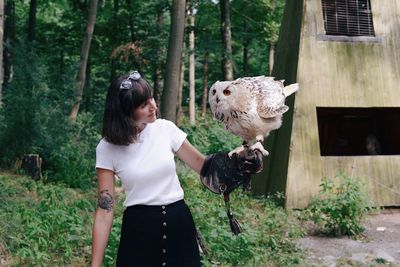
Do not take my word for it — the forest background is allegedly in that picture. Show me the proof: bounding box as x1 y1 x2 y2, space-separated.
0 0 310 266
0 0 284 187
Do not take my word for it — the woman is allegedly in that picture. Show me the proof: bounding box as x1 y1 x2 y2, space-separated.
91 71 262 267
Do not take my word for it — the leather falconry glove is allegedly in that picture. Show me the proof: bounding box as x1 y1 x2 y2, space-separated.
200 149 264 235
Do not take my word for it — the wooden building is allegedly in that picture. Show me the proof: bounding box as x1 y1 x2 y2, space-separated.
252 0 400 208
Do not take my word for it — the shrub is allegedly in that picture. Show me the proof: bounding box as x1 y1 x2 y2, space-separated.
44 112 100 189
301 171 372 236
179 114 242 155
0 175 96 266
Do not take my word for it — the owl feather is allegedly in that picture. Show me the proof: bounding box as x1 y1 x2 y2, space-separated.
209 76 299 156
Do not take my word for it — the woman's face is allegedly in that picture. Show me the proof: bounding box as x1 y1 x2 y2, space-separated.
133 97 157 124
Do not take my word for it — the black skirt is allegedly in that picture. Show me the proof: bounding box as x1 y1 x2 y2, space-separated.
116 199 201 267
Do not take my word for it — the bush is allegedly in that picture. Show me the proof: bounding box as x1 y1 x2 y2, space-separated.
301 171 372 236
44 112 100 189
0 174 96 266
0 40 101 189
0 41 49 166
179 114 242 155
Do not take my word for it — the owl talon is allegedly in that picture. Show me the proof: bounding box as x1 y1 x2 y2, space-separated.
228 145 245 158
250 142 269 156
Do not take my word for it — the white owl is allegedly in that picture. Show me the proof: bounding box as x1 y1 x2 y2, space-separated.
209 76 299 157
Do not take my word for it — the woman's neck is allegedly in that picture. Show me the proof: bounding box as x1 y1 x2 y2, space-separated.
137 123 147 133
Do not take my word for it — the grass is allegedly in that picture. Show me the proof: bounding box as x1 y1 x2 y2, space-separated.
0 166 305 266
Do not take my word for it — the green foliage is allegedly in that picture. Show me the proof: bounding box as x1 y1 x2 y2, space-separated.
0 41 49 166
0 166 305 267
301 171 372 236
178 163 304 266
44 112 101 189
179 114 242 154
0 174 96 266
0 42 100 188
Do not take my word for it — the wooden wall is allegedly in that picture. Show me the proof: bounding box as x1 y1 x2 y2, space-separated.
285 0 400 208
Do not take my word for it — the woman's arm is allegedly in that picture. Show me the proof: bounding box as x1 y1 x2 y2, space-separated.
176 139 205 174
91 168 115 267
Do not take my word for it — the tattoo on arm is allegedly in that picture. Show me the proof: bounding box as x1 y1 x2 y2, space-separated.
97 189 114 212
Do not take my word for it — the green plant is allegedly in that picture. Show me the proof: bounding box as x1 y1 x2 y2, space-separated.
177 162 304 266
44 112 101 189
179 114 242 155
301 171 372 236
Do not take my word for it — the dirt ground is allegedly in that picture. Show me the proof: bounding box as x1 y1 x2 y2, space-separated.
297 209 400 267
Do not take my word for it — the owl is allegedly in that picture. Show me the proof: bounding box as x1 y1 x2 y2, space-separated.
209 76 299 157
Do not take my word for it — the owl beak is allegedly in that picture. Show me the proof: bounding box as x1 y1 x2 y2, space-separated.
216 97 220 104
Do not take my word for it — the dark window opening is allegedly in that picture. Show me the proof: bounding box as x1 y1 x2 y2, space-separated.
321 0 375 36
316 107 400 156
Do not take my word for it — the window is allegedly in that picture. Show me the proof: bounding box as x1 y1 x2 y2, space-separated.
321 0 375 36
316 107 400 156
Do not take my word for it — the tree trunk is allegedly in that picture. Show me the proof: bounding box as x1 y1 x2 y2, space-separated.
176 51 184 126
68 0 98 125
160 0 186 123
27 0 36 42
58 48 64 88
188 7 195 125
269 42 275 75
22 154 42 181
201 52 209 117
154 67 162 109
153 6 164 109
126 0 136 43
220 0 233 81
243 21 249 77
110 0 119 81
0 0 4 104
3 0 14 92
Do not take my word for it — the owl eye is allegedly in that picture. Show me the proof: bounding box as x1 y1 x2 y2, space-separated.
212 89 216 96
223 89 231 96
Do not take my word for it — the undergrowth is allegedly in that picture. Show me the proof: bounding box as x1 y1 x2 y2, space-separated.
178 162 304 266
0 168 305 266
300 171 373 237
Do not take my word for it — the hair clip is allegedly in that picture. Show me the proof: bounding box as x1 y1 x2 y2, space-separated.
129 71 141 81
120 71 141 90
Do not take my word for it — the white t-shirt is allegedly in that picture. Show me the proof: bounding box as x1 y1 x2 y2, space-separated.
95 119 187 207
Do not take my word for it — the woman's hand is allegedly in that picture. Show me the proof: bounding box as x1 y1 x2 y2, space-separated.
199 149 264 195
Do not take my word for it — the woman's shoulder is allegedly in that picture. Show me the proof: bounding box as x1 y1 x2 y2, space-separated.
96 138 117 152
153 118 176 129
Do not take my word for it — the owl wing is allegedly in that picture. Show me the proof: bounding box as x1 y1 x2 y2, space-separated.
253 76 289 119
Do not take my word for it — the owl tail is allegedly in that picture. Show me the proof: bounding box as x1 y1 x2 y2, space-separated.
283 83 299 97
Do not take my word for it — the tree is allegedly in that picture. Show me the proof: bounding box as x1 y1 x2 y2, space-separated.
220 0 233 81
196 1 220 116
110 0 119 81
176 45 185 125
231 0 285 76
0 0 4 104
27 0 36 42
201 52 209 117
68 0 99 125
160 0 186 122
3 0 14 93
188 4 195 124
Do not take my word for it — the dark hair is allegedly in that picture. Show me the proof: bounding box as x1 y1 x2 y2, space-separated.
102 74 153 145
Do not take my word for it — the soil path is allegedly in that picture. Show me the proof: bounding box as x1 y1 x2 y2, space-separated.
298 209 400 266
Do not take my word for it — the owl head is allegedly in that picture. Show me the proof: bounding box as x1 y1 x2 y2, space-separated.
208 80 239 114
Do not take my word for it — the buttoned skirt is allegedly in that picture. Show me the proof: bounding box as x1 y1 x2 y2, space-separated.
116 199 201 267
